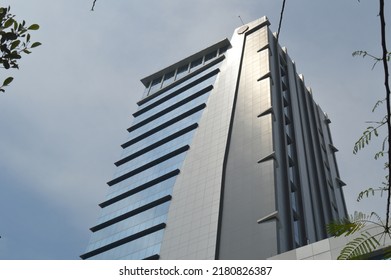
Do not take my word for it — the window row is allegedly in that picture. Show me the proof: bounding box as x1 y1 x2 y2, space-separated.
88 202 170 251
143 46 228 97
121 103 206 149
81 223 166 259
115 124 198 169
87 230 164 260
107 145 190 187
106 150 187 198
135 68 219 118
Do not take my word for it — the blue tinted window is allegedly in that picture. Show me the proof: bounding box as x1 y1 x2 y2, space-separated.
176 64 189 80
162 71 175 87
205 50 217 62
149 77 162 95
190 58 203 71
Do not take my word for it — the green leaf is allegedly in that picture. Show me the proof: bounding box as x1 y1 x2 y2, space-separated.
2 76 14 86
3 60 10 69
352 50 368 58
3 32 18 41
9 51 21 59
23 49 31 54
27 24 39 30
4 18 14 28
374 151 384 160
30 42 41 48
10 39 20 50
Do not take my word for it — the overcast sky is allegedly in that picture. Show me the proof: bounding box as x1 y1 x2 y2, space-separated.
0 0 389 259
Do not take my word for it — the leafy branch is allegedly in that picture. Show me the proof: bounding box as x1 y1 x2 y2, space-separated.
352 50 391 70
357 186 388 202
353 123 385 154
0 6 41 93
327 212 384 237
372 98 386 112
379 0 391 238
329 0 391 260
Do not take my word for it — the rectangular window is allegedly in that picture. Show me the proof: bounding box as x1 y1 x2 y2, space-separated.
162 71 175 87
293 219 300 244
190 58 203 71
291 192 297 212
204 50 217 62
149 77 163 95
175 64 189 80
218 45 228 55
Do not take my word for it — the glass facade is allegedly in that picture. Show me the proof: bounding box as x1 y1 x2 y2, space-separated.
81 46 227 260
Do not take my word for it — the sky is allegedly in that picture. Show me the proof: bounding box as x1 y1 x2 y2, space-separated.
0 0 389 259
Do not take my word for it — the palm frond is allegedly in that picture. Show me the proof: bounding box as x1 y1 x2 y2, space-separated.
338 232 380 260
327 212 369 237
369 212 385 227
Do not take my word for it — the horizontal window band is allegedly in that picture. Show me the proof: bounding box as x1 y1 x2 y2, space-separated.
80 223 166 260
99 169 180 208
137 55 224 107
121 104 206 149
128 85 212 133
143 254 160 260
134 68 220 117
116 123 198 167
107 145 190 186
91 195 172 232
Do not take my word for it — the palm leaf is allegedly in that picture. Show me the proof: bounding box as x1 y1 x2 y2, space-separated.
338 232 380 260
327 212 368 237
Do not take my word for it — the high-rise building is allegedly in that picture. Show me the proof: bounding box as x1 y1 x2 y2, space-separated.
81 17 347 260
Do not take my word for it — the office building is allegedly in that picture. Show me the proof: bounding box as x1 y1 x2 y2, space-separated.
81 17 347 260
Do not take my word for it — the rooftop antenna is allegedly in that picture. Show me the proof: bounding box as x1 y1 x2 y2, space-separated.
238 15 245 25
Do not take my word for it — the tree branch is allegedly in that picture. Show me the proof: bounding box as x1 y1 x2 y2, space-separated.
379 0 391 232
277 0 287 41
91 0 97 11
